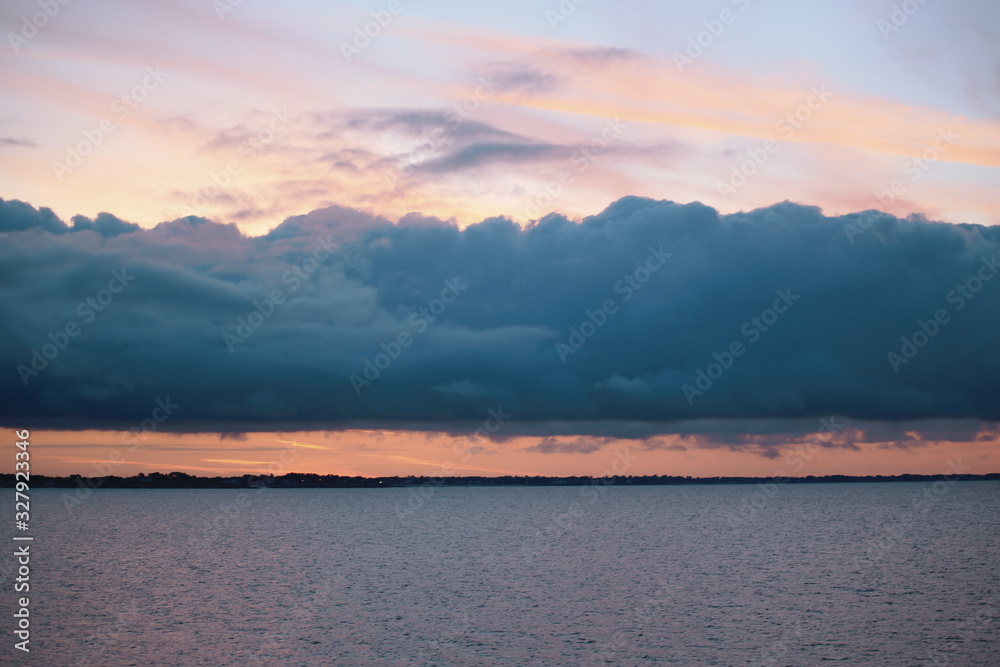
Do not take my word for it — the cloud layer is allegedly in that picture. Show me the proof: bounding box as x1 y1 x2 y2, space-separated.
2 196 999 436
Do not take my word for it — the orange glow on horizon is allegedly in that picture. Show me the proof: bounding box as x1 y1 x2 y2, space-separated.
10 428 998 479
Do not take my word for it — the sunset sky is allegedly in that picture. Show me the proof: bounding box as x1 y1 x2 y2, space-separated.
2 0 999 478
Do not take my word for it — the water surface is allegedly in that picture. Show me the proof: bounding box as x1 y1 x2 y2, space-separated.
5 482 998 665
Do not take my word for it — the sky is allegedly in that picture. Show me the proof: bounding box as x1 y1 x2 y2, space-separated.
1 0 999 478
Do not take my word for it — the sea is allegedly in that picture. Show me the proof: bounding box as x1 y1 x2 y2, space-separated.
4 481 998 665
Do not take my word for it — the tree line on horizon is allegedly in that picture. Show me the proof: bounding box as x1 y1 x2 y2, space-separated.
2 471 998 489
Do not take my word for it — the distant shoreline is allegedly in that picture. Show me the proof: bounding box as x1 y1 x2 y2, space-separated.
3 472 998 489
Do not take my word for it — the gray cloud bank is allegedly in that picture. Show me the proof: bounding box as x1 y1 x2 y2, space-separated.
1 196 998 441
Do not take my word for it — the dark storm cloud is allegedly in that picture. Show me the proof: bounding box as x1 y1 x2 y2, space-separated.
2 196 999 440
0 199 139 237
69 213 141 237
